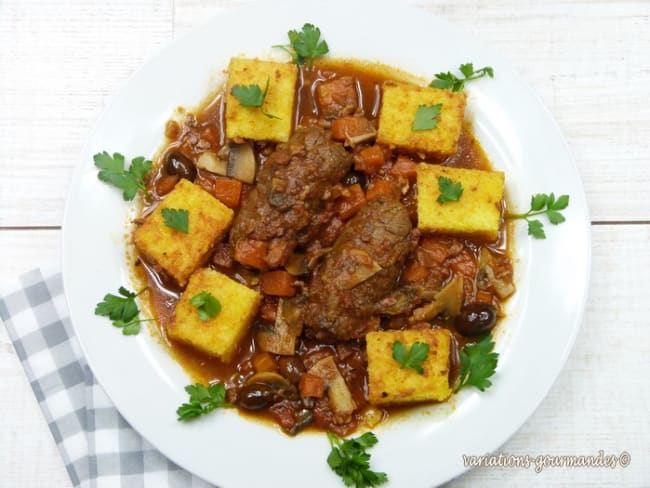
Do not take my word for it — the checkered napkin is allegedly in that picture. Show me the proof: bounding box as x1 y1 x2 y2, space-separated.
0 266 214 488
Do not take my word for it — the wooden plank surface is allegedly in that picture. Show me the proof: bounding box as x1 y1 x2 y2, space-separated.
1 1 649 487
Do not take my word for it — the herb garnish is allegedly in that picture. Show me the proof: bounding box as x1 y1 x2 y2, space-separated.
506 193 570 239
392 340 429 375
161 208 189 233
93 151 151 201
230 77 279 119
177 383 230 421
274 23 329 67
412 103 442 131
189 291 222 321
431 63 494 92
456 333 499 392
327 432 388 488
437 176 464 203
95 286 150 336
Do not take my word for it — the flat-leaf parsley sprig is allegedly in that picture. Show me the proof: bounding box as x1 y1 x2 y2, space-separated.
230 77 279 119
274 23 329 67
392 341 429 374
177 383 231 421
93 151 151 201
455 333 499 392
506 192 570 239
95 286 151 336
327 432 388 488
431 62 494 92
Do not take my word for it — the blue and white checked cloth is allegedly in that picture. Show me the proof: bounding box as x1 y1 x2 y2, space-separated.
0 266 214 488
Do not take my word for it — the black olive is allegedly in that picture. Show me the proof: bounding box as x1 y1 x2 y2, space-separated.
165 152 197 181
456 303 497 337
237 383 274 410
342 170 368 189
278 357 305 385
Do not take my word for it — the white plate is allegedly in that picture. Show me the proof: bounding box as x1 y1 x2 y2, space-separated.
62 1 591 486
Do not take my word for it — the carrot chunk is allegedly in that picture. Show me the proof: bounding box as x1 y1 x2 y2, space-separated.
234 239 268 271
299 373 326 398
389 156 417 181
366 179 398 202
331 117 375 141
355 145 385 174
252 351 278 373
212 177 243 209
260 270 296 297
335 183 367 220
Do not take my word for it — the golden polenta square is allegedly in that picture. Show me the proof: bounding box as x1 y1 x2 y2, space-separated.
367 329 452 405
417 163 504 241
377 82 466 158
225 58 298 142
133 179 234 286
169 268 261 363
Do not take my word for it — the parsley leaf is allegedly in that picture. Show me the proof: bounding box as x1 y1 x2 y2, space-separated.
412 103 442 131
437 176 464 203
392 341 429 375
431 62 494 92
189 291 221 321
456 333 499 392
177 383 230 421
274 23 329 67
95 287 150 336
230 77 279 119
161 208 189 233
506 192 570 239
94 151 151 201
327 432 388 488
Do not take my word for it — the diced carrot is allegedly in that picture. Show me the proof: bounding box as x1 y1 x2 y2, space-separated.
389 156 417 181
331 117 374 141
299 373 326 399
366 179 398 201
234 239 268 271
475 290 494 305
402 261 429 283
212 177 242 209
252 351 278 373
259 298 278 322
335 183 367 220
155 174 179 196
260 270 296 297
355 145 385 174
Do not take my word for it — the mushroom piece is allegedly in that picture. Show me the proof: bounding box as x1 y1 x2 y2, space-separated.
409 275 464 324
307 355 356 423
228 141 257 184
196 151 228 176
256 299 303 355
478 248 515 299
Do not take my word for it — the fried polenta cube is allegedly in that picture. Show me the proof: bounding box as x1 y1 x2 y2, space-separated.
168 268 261 363
377 82 466 158
366 329 452 405
133 179 234 286
225 58 298 142
416 163 504 241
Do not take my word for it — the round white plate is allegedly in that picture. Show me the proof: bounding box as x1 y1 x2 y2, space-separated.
62 1 591 486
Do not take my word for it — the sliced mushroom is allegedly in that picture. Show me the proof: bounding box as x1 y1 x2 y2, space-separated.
238 372 298 411
478 248 516 299
196 151 228 176
285 253 309 276
228 141 257 183
256 299 303 355
410 275 464 323
244 372 297 394
308 355 356 423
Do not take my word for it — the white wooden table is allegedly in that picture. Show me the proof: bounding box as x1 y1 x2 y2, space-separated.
1 1 648 486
